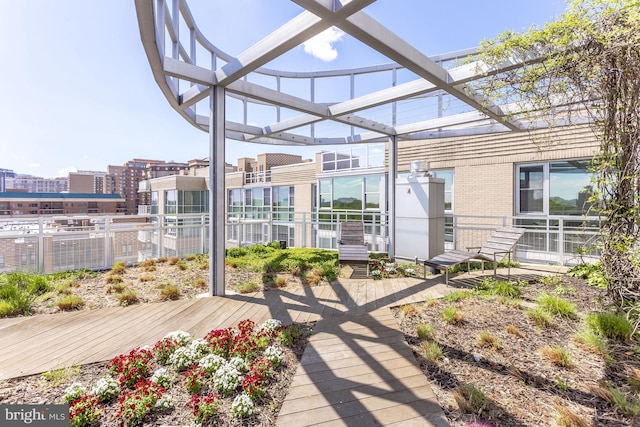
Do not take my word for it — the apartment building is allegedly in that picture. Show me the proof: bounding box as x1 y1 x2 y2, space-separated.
5 174 68 193
104 159 165 215
0 169 16 192
0 193 125 216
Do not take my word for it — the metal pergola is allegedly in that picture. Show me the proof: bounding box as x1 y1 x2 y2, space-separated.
134 0 576 296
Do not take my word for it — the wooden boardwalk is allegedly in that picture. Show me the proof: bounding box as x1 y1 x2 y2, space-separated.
0 266 556 425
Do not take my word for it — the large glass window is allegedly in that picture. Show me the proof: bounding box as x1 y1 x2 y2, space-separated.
165 190 177 215
333 176 363 210
318 174 384 212
364 176 380 209
150 192 158 215
431 169 454 212
178 191 208 213
549 160 593 215
273 186 294 221
319 179 332 208
516 160 592 215
518 164 544 213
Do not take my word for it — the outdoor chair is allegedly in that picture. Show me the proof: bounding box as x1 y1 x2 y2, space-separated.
337 221 369 268
423 227 526 285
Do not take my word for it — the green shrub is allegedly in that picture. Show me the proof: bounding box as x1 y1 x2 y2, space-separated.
175 260 188 271
159 284 181 301
537 293 577 319
476 277 521 298
278 324 301 346
226 247 248 258
540 275 563 287
422 341 443 363
574 329 609 357
527 308 553 328
454 384 486 415
0 284 34 316
55 295 84 311
185 254 197 261
416 323 435 341
0 300 19 317
585 312 632 341
27 275 51 295
237 281 260 294
443 290 474 302
111 261 127 275
567 261 607 288
541 345 572 367
116 289 138 306
476 330 501 350
441 306 463 324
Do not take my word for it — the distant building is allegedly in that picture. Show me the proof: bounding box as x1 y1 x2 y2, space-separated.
104 159 165 215
0 169 16 192
0 192 125 217
237 153 305 184
5 174 68 193
69 172 96 193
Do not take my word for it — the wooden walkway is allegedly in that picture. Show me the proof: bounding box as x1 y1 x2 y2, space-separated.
0 266 557 425
276 309 449 426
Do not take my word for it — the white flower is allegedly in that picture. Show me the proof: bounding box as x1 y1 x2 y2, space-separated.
188 338 209 357
404 267 415 276
150 368 173 388
170 346 199 371
212 362 243 396
154 394 174 411
228 356 248 373
199 354 226 373
259 318 282 334
91 375 120 402
263 345 283 367
231 392 255 417
63 382 86 404
164 330 191 346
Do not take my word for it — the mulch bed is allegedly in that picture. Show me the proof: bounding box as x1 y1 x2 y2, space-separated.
394 275 640 426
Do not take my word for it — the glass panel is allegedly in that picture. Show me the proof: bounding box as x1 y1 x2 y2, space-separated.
165 190 177 215
432 170 453 211
549 160 593 215
333 176 363 210
519 165 544 213
319 179 331 208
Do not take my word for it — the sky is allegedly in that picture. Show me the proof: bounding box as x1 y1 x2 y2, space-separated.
0 0 567 179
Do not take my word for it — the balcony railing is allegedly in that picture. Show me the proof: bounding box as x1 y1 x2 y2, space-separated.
0 212 602 274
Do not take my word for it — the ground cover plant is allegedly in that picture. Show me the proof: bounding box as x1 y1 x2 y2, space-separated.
395 272 640 426
0 244 341 317
0 318 311 426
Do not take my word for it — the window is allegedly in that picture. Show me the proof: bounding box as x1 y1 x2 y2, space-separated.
318 174 384 212
518 164 544 213
431 169 454 212
165 190 177 214
516 160 592 215
151 192 159 214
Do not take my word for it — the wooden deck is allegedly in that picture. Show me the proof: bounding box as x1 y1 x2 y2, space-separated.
276 309 449 426
0 266 558 425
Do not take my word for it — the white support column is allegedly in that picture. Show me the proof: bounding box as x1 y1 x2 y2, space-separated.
209 85 226 296
388 136 397 259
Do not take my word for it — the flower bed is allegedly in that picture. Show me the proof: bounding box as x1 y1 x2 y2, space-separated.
54 318 309 426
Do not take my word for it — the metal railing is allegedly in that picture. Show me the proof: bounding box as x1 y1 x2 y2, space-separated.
0 212 602 274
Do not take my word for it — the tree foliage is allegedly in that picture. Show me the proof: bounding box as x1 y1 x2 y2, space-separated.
478 0 640 324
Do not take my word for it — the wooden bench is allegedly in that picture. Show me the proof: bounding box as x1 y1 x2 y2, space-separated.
338 222 368 265
423 227 526 285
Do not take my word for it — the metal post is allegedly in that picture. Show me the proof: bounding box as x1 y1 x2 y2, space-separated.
38 217 44 273
209 86 226 296
104 217 112 268
388 136 397 259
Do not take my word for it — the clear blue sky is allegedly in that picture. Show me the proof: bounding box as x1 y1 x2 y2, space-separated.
0 0 566 178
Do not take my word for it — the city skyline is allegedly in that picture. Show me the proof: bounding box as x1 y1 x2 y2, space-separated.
1 0 566 178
